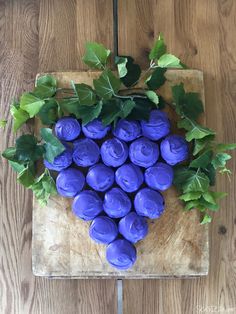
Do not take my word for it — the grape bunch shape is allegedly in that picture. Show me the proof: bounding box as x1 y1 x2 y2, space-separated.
44 110 189 270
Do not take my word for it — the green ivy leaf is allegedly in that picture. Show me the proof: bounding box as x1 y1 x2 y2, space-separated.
172 83 185 111
15 134 45 162
82 42 110 69
33 85 56 99
189 150 213 169
93 69 121 100
193 135 215 156
20 93 45 118
202 191 217 205
200 214 212 224
36 75 57 88
37 99 59 125
179 192 202 202
9 161 25 173
0 119 7 128
211 153 231 169
215 143 236 152
59 98 80 115
17 166 35 187
31 169 57 206
203 163 216 186
40 128 65 163
10 102 30 132
183 170 210 193
183 200 204 211
145 91 159 106
149 33 167 60
146 67 167 90
127 97 153 121
73 83 96 106
119 99 136 118
115 56 128 78
76 101 103 125
2 147 18 162
199 198 220 211
100 99 121 126
116 56 141 87
185 122 215 142
172 84 204 120
158 53 182 68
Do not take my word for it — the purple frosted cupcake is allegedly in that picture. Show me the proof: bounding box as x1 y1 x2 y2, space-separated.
86 163 114 192
72 190 103 221
73 138 100 167
144 162 173 191
89 216 118 244
119 212 148 244
55 117 81 141
56 167 85 197
82 119 110 139
160 135 189 165
113 119 141 142
101 138 128 167
103 188 132 218
129 137 159 168
106 239 137 270
134 188 165 219
44 145 72 171
115 163 143 193
141 109 170 140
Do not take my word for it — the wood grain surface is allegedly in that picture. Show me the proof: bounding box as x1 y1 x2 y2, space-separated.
32 69 208 279
0 0 235 313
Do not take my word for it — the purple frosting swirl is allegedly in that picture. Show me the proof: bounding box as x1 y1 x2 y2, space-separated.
82 119 110 139
134 188 165 219
141 109 170 140
72 190 103 221
56 167 85 198
113 119 141 142
103 188 132 218
89 216 118 244
129 137 159 168
144 162 174 191
115 163 143 193
119 212 148 244
106 239 137 270
44 145 72 171
160 135 189 165
101 138 128 167
86 163 114 192
73 138 100 167
55 117 81 141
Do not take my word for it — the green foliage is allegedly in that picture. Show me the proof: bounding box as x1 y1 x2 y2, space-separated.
115 56 141 87
37 99 59 125
100 99 136 126
17 166 35 187
93 69 121 100
0 119 7 128
145 91 159 106
127 98 153 121
172 83 204 119
20 93 45 118
146 68 167 90
15 134 44 162
73 83 97 106
30 169 57 206
149 33 167 61
82 42 110 69
76 101 103 125
40 128 65 163
157 54 182 68
172 83 235 223
10 102 30 132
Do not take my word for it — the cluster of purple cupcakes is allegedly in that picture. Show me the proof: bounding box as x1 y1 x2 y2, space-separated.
44 109 189 270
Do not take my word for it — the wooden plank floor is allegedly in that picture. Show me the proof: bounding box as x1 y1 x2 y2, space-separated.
0 0 235 313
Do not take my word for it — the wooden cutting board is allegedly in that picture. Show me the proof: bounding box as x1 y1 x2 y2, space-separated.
32 69 209 278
